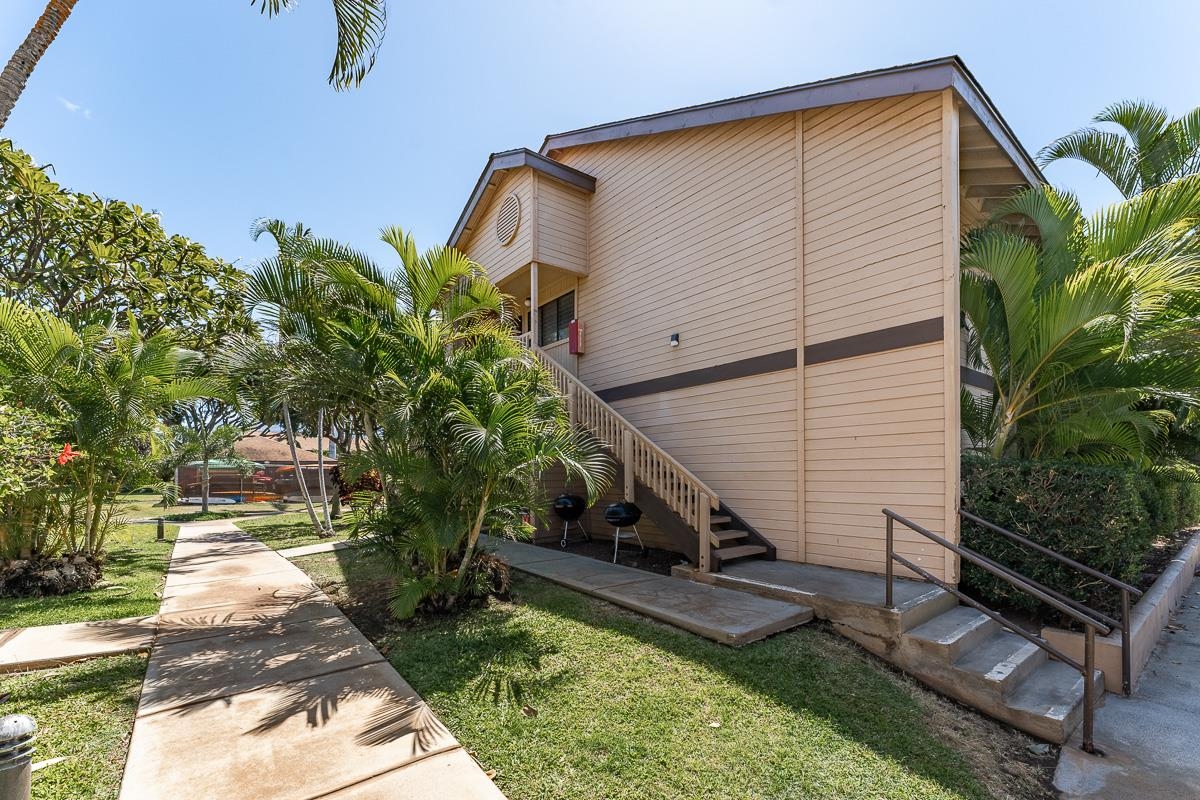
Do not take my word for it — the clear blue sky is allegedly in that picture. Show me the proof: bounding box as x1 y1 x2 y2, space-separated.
2 1 1198 272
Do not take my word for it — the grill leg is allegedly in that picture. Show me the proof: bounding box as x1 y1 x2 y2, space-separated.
612 528 621 562
561 520 569 549
631 525 644 552
579 521 590 542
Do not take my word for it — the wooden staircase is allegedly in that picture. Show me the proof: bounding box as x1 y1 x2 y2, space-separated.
520 336 773 571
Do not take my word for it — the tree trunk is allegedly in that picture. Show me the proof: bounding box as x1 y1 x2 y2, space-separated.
315 407 332 534
200 456 210 514
281 401 323 535
0 0 79 130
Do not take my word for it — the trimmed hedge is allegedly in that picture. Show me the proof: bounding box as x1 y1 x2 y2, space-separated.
960 455 1200 623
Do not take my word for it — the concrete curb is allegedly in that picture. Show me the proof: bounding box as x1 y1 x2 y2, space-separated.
1043 530 1200 694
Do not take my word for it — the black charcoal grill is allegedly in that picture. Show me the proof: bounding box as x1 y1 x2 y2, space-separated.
603 501 644 562
552 494 589 548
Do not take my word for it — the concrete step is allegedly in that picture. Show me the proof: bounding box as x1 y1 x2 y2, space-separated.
1004 659 1104 743
713 544 768 563
952 629 1047 701
712 529 749 543
904 606 999 661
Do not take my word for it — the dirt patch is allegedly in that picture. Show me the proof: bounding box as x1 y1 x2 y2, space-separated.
536 539 687 575
1138 527 1200 590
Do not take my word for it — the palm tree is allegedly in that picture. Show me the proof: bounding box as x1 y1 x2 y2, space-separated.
243 222 611 616
0 0 77 129
961 177 1200 464
0 0 386 129
1039 100 1200 198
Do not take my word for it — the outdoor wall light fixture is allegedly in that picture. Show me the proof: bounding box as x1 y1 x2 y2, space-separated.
669 333 680 348
523 297 532 307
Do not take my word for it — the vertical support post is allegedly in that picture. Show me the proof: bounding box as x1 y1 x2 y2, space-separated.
567 383 577 428
156 517 165 541
939 88 962 585
885 515 894 608
0 714 36 800
1082 624 1096 754
698 493 711 574
529 262 540 346
622 429 634 502
1121 588 1132 696
793 109 807 566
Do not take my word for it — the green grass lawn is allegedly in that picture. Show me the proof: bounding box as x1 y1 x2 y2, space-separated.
1 654 146 800
292 550 1051 800
0 523 177 629
115 492 301 522
236 511 352 550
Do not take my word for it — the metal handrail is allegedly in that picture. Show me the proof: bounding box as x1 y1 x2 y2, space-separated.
883 508 1102 754
960 509 1141 696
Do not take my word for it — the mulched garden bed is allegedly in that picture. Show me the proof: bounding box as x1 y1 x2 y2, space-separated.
536 539 687 575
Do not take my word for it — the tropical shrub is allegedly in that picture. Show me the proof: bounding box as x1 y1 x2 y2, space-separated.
0 298 212 565
0 399 62 561
960 178 1200 465
960 454 1200 622
240 224 611 618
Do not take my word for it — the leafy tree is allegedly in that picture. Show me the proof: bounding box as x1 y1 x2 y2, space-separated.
0 141 253 347
167 400 250 513
1039 100 1200 198
961 178 1200 464
0 298 215 556
0 1 387 129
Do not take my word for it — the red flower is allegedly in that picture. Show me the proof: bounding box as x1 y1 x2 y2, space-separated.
57 443 80 465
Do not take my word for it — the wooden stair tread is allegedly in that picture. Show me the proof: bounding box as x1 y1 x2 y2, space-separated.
709 515 732 525
712 529 749 542
713 544 768 561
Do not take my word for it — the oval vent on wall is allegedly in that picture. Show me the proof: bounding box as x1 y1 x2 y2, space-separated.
495 193 521 245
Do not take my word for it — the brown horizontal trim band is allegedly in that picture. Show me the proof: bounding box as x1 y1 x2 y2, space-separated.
961 366 995 392
595 349 798 403
803 317 944 366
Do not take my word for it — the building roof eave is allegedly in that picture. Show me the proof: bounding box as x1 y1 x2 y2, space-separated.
538 55 1042 187
447 148 597 248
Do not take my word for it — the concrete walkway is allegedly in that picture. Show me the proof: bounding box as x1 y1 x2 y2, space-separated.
119 520 504 800
0 615 157 673
487 537 813 645
1055 575 1200 798
278 539 354 559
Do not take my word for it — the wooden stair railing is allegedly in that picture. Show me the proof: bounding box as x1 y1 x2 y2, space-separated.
520 338 720 571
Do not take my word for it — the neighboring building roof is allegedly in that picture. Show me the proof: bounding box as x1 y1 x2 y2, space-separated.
448 57 1042 250
447 148 597 247
181 459 262 470
234 434 334 465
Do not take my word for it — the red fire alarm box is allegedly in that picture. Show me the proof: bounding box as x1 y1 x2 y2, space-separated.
568 319 585 355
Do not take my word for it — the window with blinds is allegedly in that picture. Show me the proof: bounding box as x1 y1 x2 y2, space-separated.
538 291 575 345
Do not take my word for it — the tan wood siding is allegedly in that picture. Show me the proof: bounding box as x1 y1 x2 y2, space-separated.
800 92 953 580
556 114 799 392
611 370 800 561
804 343 947 578
460 169 534 285
802 93 944 344
534 175 589 275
